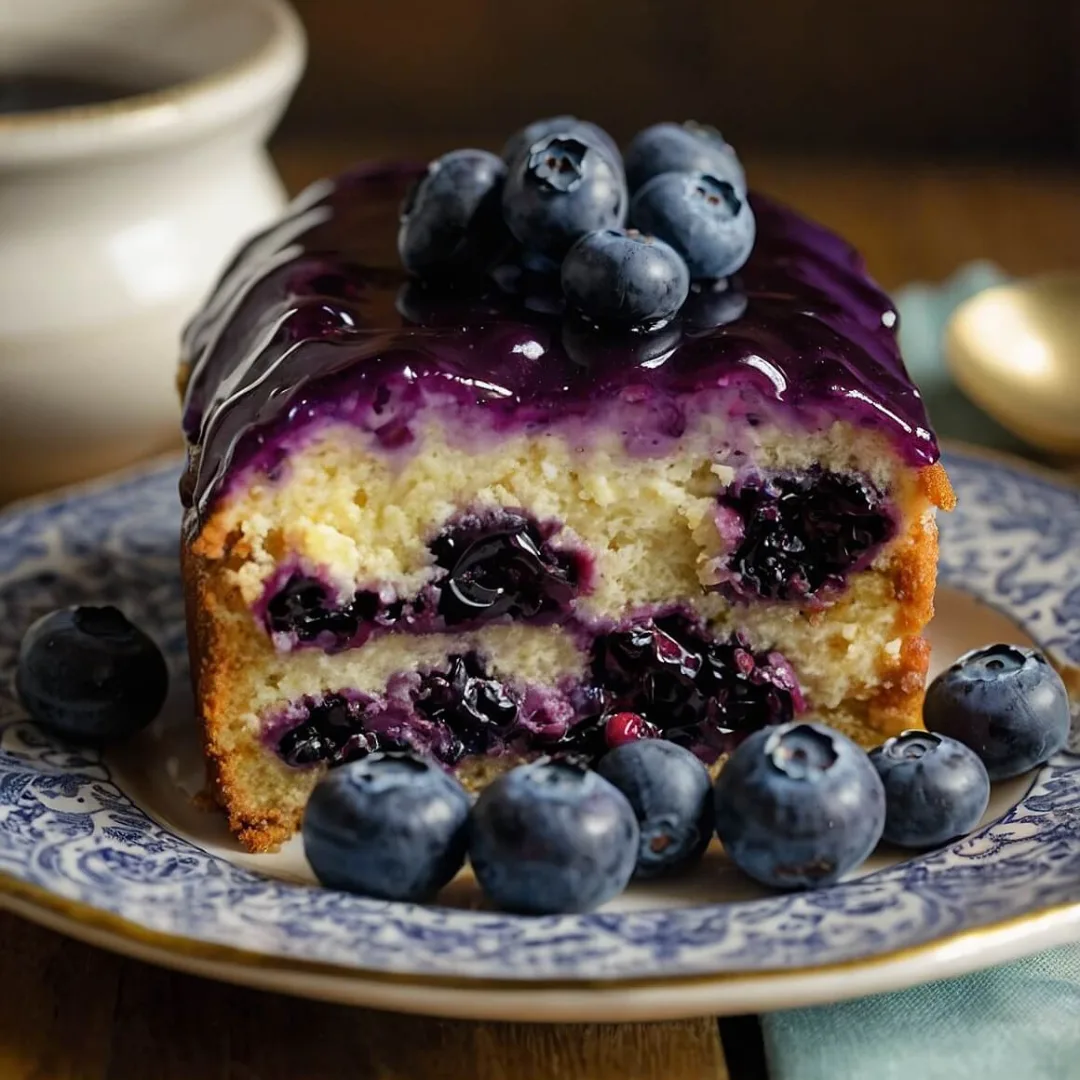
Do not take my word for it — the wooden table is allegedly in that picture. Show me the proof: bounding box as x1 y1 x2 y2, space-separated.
4 144 1080 1080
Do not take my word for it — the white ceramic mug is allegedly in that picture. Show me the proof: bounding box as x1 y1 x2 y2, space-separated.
0 0 305 501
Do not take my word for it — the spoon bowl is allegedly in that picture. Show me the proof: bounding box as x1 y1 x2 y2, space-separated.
944 272 1080 454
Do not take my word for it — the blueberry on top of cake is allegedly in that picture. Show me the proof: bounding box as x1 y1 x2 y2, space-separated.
178 118 953 852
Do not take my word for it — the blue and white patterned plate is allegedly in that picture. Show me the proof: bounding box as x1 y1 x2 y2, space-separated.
0 447 1078 1022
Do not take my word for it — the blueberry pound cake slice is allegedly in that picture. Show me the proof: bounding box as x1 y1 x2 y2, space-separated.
178 119 954 852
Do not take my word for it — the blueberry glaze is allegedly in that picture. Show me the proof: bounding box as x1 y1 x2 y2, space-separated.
179 163 937 531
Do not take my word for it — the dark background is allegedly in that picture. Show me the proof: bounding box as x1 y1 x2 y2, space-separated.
279 0 1080 160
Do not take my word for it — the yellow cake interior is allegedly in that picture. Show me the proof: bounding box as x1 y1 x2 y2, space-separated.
186 411 951 851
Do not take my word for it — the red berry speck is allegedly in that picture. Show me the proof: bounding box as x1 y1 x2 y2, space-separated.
604 712 659 749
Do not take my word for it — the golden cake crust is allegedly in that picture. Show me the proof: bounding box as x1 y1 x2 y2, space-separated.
184 543 310 852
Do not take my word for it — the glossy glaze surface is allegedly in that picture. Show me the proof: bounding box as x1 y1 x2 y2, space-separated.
180 162 937 524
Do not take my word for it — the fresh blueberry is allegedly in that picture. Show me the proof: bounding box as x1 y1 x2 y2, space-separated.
869 730 990 849
713 721 885 889
924 644 1072 780
468 759 639 913
16 606 168 742
630 172 756 280
561 228 690 329
624 121 745 193
303 752 470 900
502 116 620 167
597 740 712 877
501 133 628 260
398 149 507 275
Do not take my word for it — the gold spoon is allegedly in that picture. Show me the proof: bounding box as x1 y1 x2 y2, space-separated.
944 272 1080 456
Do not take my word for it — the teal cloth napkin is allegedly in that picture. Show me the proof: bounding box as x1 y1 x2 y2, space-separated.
760 264 1077 1080
762 945 1080 1080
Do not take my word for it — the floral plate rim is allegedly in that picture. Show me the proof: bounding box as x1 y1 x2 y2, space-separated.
2 870 1080 1022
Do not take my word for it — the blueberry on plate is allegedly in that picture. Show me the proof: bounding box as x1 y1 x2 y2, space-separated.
398 149 507 275
561 228 689 330
713 721 885 889
16 605 168 743
303 752 470 901
869 730 990 849
597 740 712 877
924 644 1071 780
502 116 621 168
468 759 639 913
624 121 746 193
631 172 756 280
502 133 628 260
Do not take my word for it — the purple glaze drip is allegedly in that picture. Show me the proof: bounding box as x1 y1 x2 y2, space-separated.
179 162 938 527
